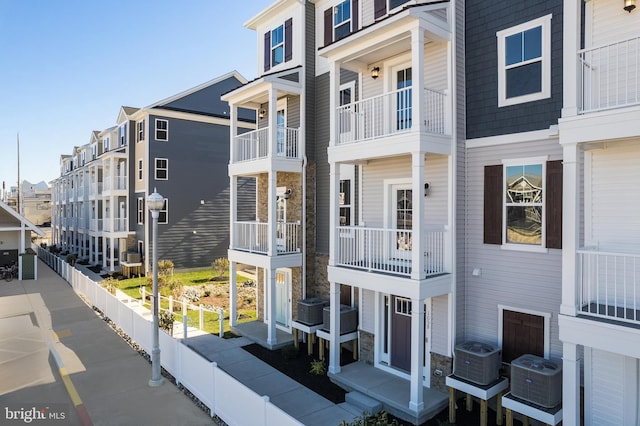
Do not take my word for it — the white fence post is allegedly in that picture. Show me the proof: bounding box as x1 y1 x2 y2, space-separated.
169 296 173 313
199 305 204 331
141 286 146 306
218 308 224 337
183 315 188 339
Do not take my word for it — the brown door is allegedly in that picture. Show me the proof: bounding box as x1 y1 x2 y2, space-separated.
502 310 544 363
390 296 412 372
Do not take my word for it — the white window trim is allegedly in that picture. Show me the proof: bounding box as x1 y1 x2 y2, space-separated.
137 197 144 225
497 305 551 359
497 14 552 107
119 125 127 146
159 199 168 224
137 159 143 181
155 158 168 181
155 119 169 141
333 0 352 40
137 120 145 143
500 156 548 253
271 24 285 68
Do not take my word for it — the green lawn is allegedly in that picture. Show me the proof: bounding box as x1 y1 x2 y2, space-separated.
115 269 256 335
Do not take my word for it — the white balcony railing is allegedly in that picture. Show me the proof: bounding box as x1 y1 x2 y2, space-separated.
579 36 640 113
103 218 127 233
90 219 103 232
103 176 127 192
90 182 103 196
232 221 300 254
578 249 640 324
335 225 447 277
336 87 447 145
232 126 300 163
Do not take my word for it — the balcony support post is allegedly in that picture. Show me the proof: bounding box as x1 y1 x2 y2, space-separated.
328 280 341 374
229 260 238 326
267 267 277 346
412 152 426 279
561 143 579 316
411 26 425 134
268 88 278 157
230 175 237 250
329 162 341 267
268 171 277 256
562 342 581 426
329 60 340 147
562 0 580 117
230 103 238 163
409 297 425 412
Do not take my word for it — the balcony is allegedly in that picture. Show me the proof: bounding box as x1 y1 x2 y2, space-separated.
336 87 448 146
90 219 103 232
103 176 127 192
232 221 301 255
103 218 128 233
231 126 300 163
579 36 640 114
335 225 448 278
578 249 640 325
89 182 103 197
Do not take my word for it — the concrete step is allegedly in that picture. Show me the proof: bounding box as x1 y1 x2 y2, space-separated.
337 402 365 418
345 391 383 415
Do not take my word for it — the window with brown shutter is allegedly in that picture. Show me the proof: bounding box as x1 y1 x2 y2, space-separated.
264 32 271 72
284 18 292 62
374 0 387 19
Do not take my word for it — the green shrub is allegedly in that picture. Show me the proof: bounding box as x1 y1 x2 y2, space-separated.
211 258 229 279
340 411 400 426
159 310 175 335
309 359 326 375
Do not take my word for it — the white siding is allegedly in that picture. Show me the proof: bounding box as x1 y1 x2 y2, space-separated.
464 138 563 357
361 154 449 228
586 348 639 426
361 289 375 333
587 139 640 252
587 0 640 47
431 294 449 356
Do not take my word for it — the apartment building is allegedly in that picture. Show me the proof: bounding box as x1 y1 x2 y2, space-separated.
51 72 255 273
559 1 640 424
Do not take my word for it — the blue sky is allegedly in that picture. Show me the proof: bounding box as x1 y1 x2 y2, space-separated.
0 0 274 189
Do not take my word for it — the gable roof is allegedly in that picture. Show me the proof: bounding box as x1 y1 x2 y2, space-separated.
0 199 45 237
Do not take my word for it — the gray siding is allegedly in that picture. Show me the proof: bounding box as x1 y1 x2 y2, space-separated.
148 115 255 269
464 138 563 358
305 1 316 163
314 72 330 254
455 0 466 342
465 0 563 139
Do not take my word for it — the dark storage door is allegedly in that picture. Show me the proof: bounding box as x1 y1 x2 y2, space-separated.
502 310 544 363
390 296 412 372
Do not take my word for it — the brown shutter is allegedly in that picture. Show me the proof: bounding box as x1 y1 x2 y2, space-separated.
545 160 563 249
324 7 333 46
374 0 387 19
284 18 293 62
484 165 503 245
352 0 359 34
264 31 271 72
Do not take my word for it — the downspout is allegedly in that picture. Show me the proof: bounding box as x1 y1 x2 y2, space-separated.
449 0 459 359
302 155 307 299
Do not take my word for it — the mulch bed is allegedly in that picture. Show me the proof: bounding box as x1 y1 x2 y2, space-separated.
242 342 522 426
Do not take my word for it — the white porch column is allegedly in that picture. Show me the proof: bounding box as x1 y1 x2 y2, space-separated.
89 236 94 264
267 267 277 346
230 175 237 250
229 260 238 326
109 236 115 272
562 342 581 426
229 104 237 163
561 143 578 316
102 237 107 269
409 298 425 411
562 0 580 118
328 280 341 374
412 152 426 279
328 162 341 267
329 60 340 147
268 88 278 156
411 27 425 133
267 171 277 256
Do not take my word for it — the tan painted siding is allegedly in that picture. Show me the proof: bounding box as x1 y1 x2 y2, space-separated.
431 294 449 356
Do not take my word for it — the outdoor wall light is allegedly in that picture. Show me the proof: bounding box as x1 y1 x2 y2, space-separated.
258 109 266 119
424 183 430 197
624 0 636 12
371 67 380 80
283 188 292 200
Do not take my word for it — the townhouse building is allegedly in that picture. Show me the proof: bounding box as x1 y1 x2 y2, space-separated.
559 1 640 424
225 0 462 423
51 72 255 273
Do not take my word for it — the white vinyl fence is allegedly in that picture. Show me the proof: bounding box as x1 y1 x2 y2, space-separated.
37 248 302 426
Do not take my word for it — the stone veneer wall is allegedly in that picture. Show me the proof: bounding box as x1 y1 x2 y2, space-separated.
430 353 453 393
359 330 375 365
254 266 303 323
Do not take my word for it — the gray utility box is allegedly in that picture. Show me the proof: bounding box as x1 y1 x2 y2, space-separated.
297 298 327 325
454 341 502 385
322 305 358 334
510 354 562 408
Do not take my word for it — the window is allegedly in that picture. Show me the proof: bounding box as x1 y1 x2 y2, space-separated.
155 158 168 180
497 15 551 107
334 0 351 41
339 179 351 226
484 158 562 249
374 0 410 19
264 18 292 71
137 120 145 143
103 137 110 152
118 124 127 146
155 119 168 141
91 144 97 160
137 197 144 224
81 151 85 166
158 199 168 224
138 159 143 181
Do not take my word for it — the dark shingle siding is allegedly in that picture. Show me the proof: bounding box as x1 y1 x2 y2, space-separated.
465 0 563 139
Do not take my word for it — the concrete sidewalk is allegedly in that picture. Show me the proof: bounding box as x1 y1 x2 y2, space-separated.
0 260 216 426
